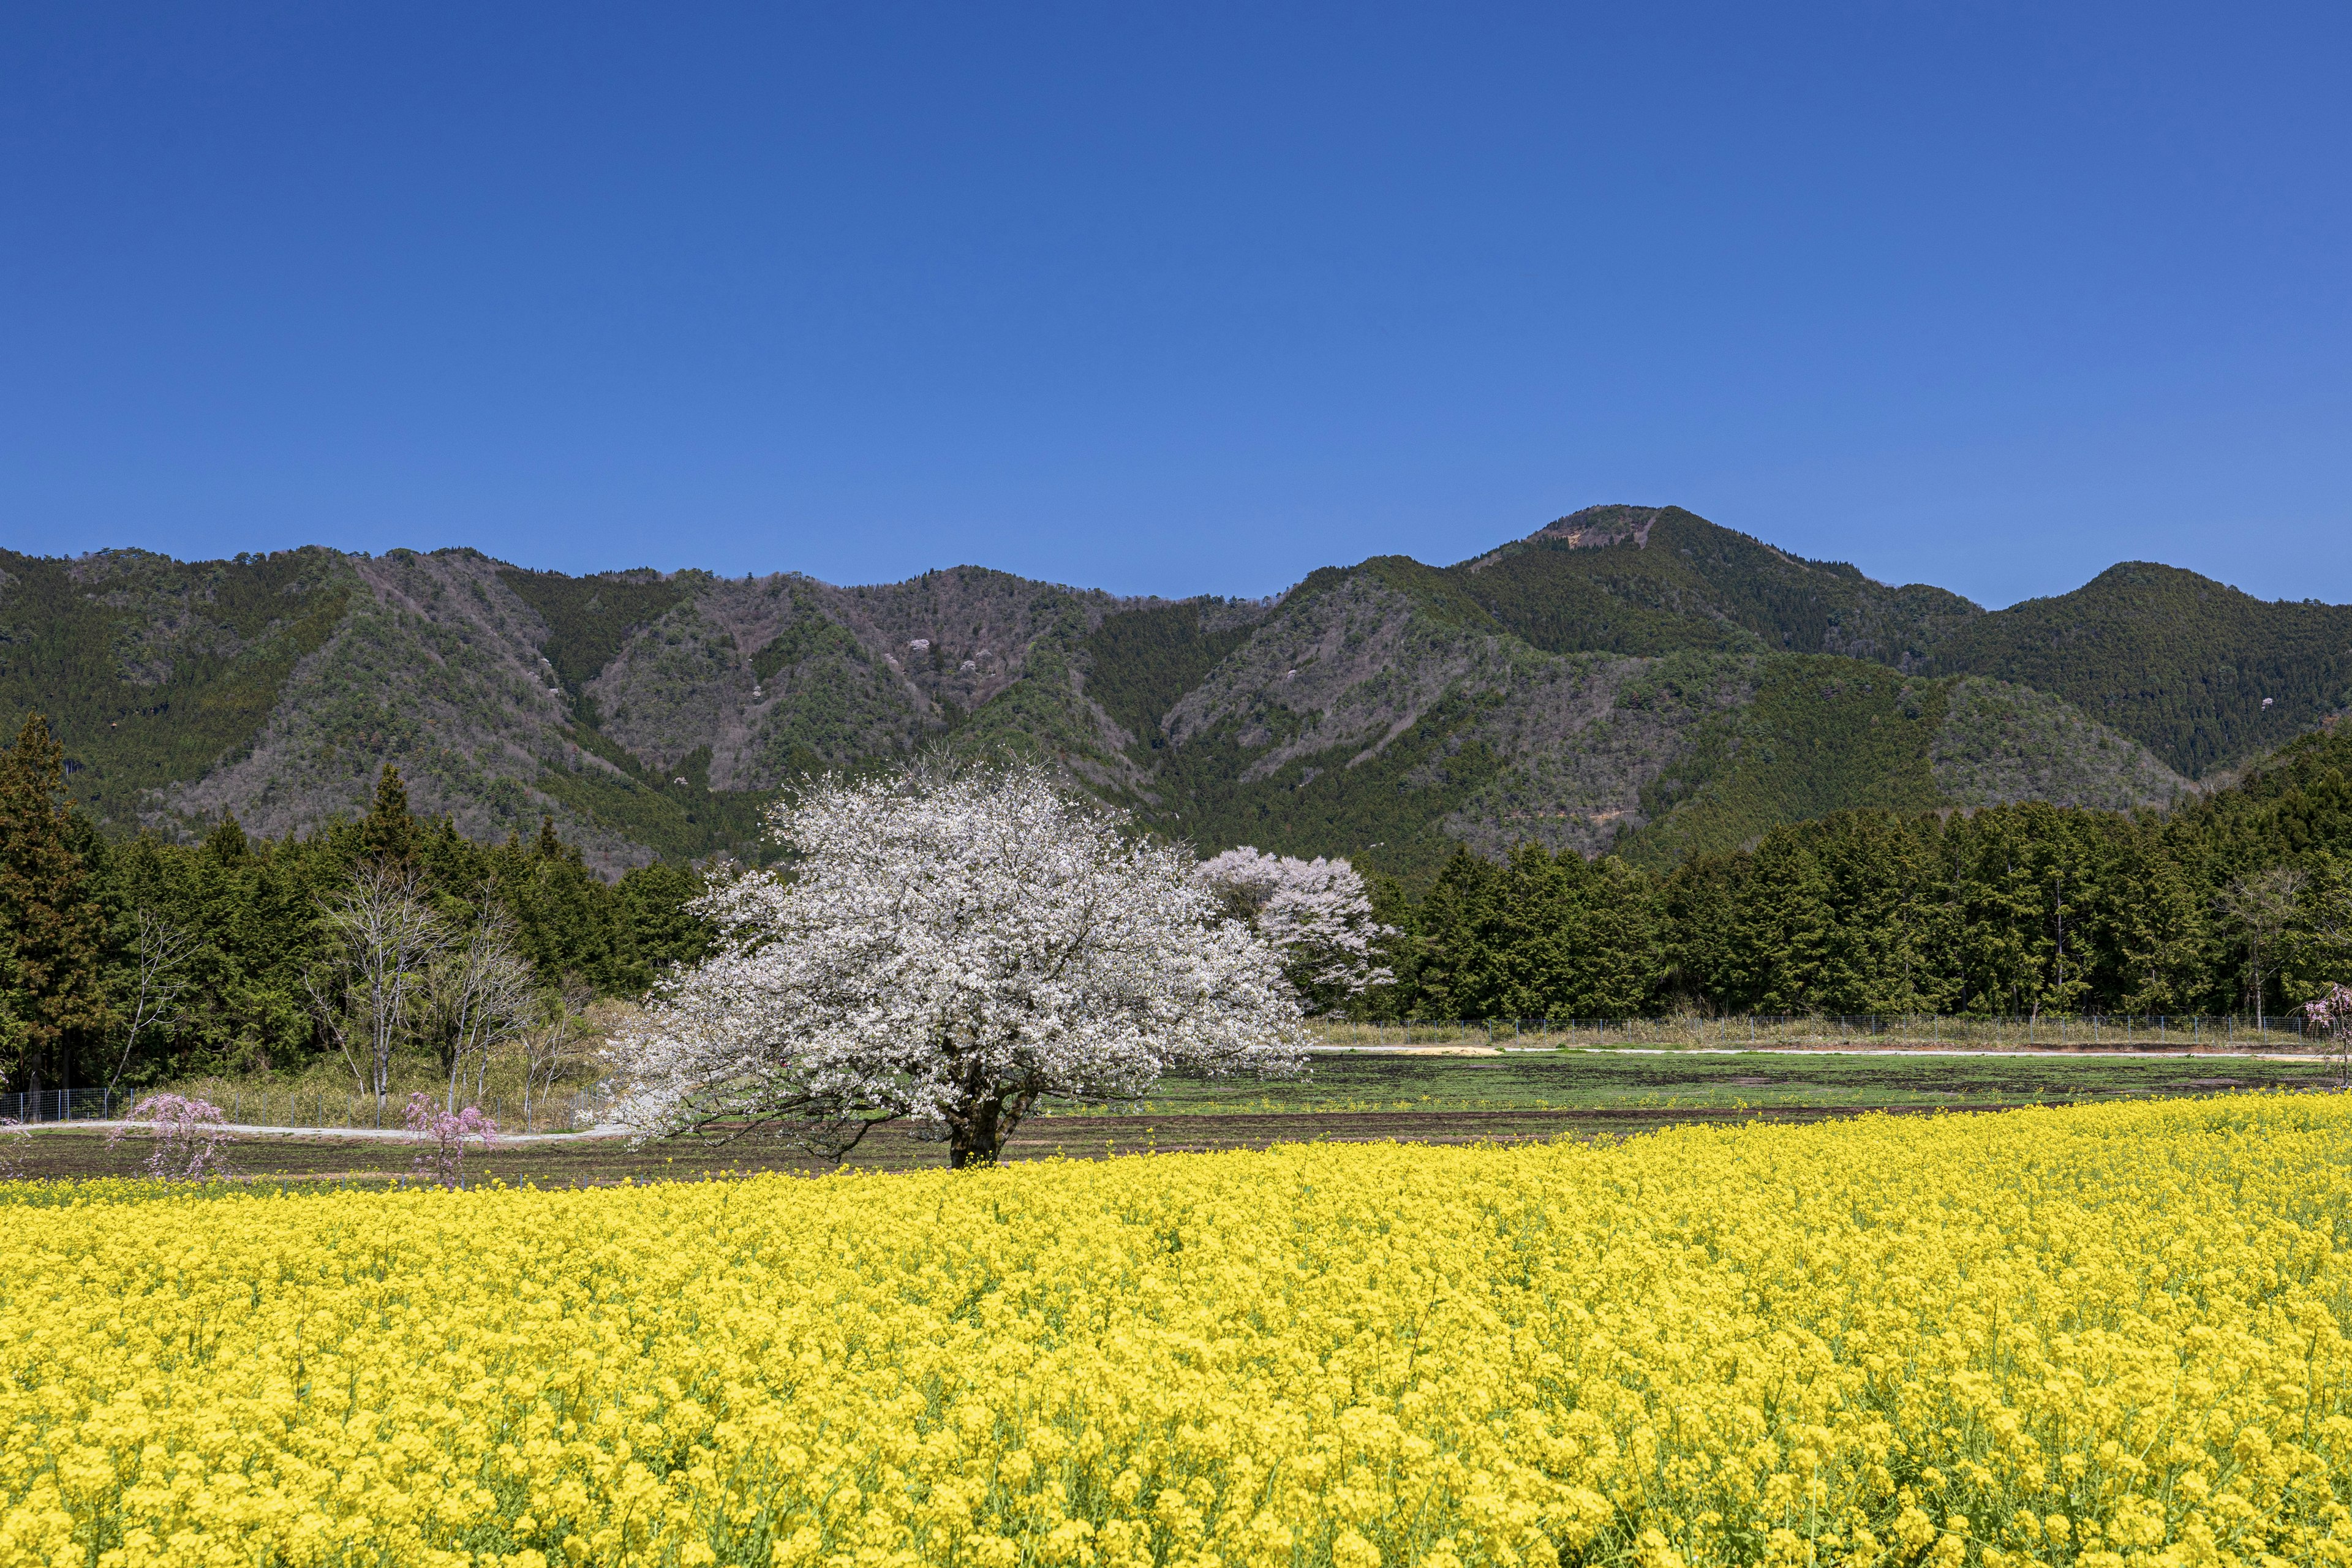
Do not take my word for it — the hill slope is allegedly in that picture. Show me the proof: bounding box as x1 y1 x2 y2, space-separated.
1104 563 2186 876
1920 563 2352 776
6 505 2331 876
1449 505 1981 664
1455 506 2352 778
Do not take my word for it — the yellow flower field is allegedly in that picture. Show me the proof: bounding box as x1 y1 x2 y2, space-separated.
3 1098 2350 1568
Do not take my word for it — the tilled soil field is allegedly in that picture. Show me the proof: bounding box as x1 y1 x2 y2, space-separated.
12 1101 2093 1187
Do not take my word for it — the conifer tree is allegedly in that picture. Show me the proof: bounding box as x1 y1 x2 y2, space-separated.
358 764 421 869
2280 851 2352 1006
203 812 249 864
0 712 113 1091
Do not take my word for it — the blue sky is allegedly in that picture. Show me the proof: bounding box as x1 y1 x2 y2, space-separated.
5 3 2348 608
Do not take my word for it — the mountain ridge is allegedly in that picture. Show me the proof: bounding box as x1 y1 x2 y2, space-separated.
3 505 2335 877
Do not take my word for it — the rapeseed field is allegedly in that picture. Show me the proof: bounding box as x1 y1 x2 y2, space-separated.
2 1098 2348 1568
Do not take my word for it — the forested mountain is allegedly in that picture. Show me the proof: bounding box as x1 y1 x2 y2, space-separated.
2 503 2340 879
1916 562 2352 776
1448 504 1980 664
1454 506 2352 778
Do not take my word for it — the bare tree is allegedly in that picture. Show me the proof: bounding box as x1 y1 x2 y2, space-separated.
311 865 446 1122
2218 867 2308 1031
428 905 535 1113
104 910 198 1098
521 977 595 1132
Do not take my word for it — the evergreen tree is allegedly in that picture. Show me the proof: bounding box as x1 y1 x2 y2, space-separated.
1408 850 1507 1020
2098 821 2206 1012
205 813 249 864
0 713 114 1091
1721 827 1834 1012
1575 856 1667 1017
1810 813 1948 1014
358 764 421 869
2278 851 2352 1005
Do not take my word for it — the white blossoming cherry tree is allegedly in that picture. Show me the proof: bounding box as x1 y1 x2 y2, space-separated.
609 764 1308 1166
1194 846 1394 1014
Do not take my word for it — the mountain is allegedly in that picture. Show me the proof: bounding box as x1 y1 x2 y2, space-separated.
1447 503 1980 664
0 546 1154 873
6 503 2336 878
1917 562 2352 777
1103 557 2186 875
1463 505 2352 779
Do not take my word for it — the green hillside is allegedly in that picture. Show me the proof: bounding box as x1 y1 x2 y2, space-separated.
497 565 692 688
1611 658 1953 866
1080 600 1262 745
1922 563 2352 777
1110 555 2185 881
3 507 2339 876
0 547 355 828
1442 508 2352 782
1449 505 1979 664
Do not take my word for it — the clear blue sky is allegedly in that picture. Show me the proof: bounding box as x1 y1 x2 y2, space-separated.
5 3 2348 608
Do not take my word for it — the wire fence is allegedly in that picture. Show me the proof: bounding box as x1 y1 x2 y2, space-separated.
0 1085 605 1131
1311 1014 2350 1052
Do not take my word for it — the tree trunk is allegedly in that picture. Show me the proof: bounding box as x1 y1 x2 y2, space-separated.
948 1098 1003 1169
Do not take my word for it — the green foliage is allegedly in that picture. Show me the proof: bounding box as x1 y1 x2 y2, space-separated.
949 595 1148 785
0 548 353 826
0 714 113 1084
1617 657 1951 865
1450 507 1975 663
748 607 928 778
1082 601 1260 746
1381 843 1665 1021
1451 547 1760 659
1354 556 1504 635
1149 690 1512 881
2179 722 2352 871
1373 723 2352 1022
1928 676 2192 810
4 770 714 1093
496 565 691 693
534 743 778 865
1922 562 2352 777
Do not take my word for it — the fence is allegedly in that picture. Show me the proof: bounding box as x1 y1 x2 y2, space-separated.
0 1085 605 1131
1310 1014 2346 1052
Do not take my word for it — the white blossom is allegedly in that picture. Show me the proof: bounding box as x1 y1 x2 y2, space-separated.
609 764 1307 1166
1194 845 1395 1012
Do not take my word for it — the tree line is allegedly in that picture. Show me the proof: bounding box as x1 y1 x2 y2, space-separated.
1366 723 2352 1022
0 714 710 1099
10 708 2352 1104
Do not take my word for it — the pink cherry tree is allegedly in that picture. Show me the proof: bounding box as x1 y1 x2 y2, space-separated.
105 1094 235 1181
2303 984 2352 1088
403 1092 497 1188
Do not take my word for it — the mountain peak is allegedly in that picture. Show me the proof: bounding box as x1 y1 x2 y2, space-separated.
1534 504 1668 549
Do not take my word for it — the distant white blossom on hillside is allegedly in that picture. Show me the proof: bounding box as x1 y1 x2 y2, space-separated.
609 764 1307 1166
1194 845 1394 1012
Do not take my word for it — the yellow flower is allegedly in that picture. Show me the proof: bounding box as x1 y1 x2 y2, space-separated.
0 1096 2345 1566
